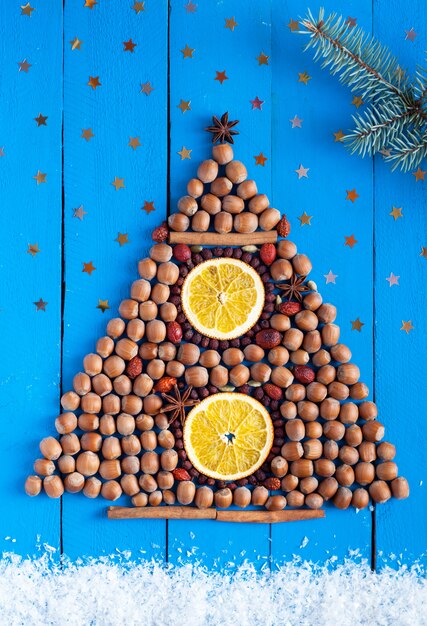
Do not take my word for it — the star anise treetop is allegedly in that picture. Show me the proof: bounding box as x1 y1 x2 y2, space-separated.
161 384 199 425
205 112 239 144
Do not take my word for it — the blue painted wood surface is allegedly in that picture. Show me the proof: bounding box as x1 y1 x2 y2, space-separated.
0 0 425 570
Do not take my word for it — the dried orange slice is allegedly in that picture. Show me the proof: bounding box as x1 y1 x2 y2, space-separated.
183 393 273 481
181 258 265 340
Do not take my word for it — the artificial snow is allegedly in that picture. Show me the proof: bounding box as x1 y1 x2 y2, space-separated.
0 552 426 626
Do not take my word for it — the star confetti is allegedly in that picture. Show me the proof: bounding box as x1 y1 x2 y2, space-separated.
73 205 87 220
290 115 303 128
142 201 155 214
83 261 96 275
256 53 269 66
81 128 94 141
215 70 228 84
18 59 31 73
250 96 264 110
111 177 125 191
405 28 417 42
140 82 154 96
34 298 47 311
412 167 426 182
390 206 403 220
346 189 359 202
33 170 46 185
334 130 345 142
88 76 101 90
254 153 267 166
181 44 194 59
345 235 357 248
132 1 144 13
225 17 237 31
128 136 141 150
351 318 364 331
0 148 5 157
97 299 110 313
352 96 364 108
401 320 414 334
420 246 427 259
123 39 137 53
115 232 129 246
34 114 48 127
70 37 83 50
324 270 337 284
84 0 97 8
386 272 400 286
21 3 35 17
184 1 197 13
295 164 309 179
346 17 357 27
27 243 40 256
298 212 312 226
177 146 192 160
287 19 299 32
298 72 311 84
177 99 191 113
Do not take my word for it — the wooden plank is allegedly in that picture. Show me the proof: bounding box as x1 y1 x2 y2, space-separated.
167 0 273 570
373 0 427 569
270 0 374 565
169 231 278 245
62 0 168 560
0 0 62 556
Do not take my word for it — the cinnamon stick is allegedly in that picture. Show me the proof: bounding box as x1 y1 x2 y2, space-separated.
216 509 325 523
168 231 278 246
107 506 325 522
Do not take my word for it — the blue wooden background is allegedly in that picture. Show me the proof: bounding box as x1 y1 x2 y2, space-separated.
0 0 425 570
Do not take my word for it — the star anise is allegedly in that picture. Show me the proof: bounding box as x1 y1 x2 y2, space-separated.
276 274 310 302
161 384 199 425
205 112 239 144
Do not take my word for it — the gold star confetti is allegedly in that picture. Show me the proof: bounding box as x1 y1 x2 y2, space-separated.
177 146 192 160
225 17 237 31
412 167 426 182
73 205 87 220
34 114 48 127
115 232 129 246
346 189 359 202
142 201 155 214
88 76 101 90
345 234 357 248
84 0 97 8
177 99 191 113
256 52 269 66
21 3 35 17
34 298 47 311
352 96 364 108
128 136 141 150
33 170 46 185
287 18 299 31
215 70 228 84
351 317 364 331
70 37 83 50
123 39 137 53
83 261 96 275
181 44 195 59
111 177 125 191
132 1 144 13
18 59 31 72
401 320 414 334
140 81 154 95
27 243 40 256
334 130 345 142
420 246 427 259
390 206 403 220
254 153 267 166
298 212 312 226
81 128 94 141
97 299 110 313
298 72 311 84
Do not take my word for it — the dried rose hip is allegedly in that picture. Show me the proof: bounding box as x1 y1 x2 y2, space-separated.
173 243 191 262
172 468 191 481
260 243 277 266
277 215 291 238
154 376 177 393
263 383 283 400
264 477 281 491
293 365 315 384
167 321 183 343
152 222 169 243
255 329 282 349
277 301 302 316
126 356 143 379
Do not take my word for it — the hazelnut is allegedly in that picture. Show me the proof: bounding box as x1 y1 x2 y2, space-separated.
187 178 204 198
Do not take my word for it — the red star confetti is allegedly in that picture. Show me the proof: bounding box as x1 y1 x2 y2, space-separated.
34 114 48 127
21 3 35 16
184 1 197 13
88 76 101 90
111 177 125 191
81 128 94 141
84 0 97 8
324 270 337 284
413 167 426 182
254 153 267 166
181 44 194 59
345 235 357 248
123 39 137 53
290 115 303 128
115 233 129 246
346 17 357 27
250 96 264 110
256 53 269 66
405 28 418 42
140 82 154 96
128 137 141 150
83 262 96 275
97 299 110 313
34 298 47 311
132 1 144 13
420 246 427 259
346 189 359 202
142 201 155 214
351 318 364 331
401 320 414 334
215 71 228 84
298 212 312 226
18 59 31 72
295 164 309 179
73 205 87 220
0 147 4 157
225 17 237 31
386 272 400 286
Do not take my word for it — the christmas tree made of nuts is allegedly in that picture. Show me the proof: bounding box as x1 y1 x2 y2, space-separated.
25 113 409 522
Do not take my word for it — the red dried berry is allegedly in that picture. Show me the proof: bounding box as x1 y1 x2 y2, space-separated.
255 329 282 349
154 376 177 393
152 221 169 243
172 468 191 481
277 215 291 238
264 477 281 491
173 243 191 262
293 365 315 384
126 356 143 379
263 383 283 400
167 321 183 343
260 243 277 266
277 301 302 316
